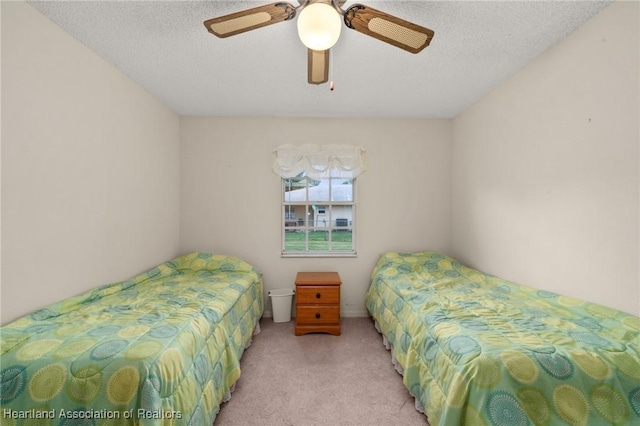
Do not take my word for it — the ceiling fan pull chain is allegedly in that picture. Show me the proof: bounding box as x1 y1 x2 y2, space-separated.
330 51 335 91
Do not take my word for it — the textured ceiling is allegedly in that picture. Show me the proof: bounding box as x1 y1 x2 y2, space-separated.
27 1 612 118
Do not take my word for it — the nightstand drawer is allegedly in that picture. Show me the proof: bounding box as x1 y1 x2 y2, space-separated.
296 306 340 324
296 286 340 305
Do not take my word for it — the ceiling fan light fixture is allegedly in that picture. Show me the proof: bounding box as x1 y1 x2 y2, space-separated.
297 3 342 50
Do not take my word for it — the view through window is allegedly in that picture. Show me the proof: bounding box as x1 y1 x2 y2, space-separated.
282 173 355 256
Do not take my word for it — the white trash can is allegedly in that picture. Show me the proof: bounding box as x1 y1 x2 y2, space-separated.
268 288 295 323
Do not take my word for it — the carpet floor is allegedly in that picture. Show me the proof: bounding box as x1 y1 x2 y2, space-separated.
214 317 430 426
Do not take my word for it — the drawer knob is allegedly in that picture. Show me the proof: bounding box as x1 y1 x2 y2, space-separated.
316 293 321 299
315 313 321 319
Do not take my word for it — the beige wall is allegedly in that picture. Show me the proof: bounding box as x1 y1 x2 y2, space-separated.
1 2 181 324
2 1 637 324
179 117 452 317
451 1 639 315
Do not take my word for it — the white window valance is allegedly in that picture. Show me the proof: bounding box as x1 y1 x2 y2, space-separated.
272 144 365 180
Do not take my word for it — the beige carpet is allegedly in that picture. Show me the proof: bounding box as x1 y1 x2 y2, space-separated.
214 317 430 426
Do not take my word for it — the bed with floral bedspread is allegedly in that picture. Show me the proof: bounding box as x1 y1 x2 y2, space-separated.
1 252 263 425
366 251 640 426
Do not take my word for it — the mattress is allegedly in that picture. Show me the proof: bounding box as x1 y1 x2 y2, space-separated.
1 252 264 425
366 251 640 426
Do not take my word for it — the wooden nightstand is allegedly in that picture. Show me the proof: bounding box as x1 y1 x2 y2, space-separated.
295 272 341 336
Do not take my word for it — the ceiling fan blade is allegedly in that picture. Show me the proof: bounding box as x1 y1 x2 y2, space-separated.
308 49 330 85
344 4 434 54
204 2 296 38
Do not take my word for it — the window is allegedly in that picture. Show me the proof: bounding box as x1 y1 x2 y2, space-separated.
282 174 355 256
273 144 364 257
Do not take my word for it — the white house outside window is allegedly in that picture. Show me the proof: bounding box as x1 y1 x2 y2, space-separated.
273 144 364 257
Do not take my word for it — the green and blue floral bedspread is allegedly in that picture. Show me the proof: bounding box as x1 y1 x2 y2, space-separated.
1 252 263 425
366 251 640 426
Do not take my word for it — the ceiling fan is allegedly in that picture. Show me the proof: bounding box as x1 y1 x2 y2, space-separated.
203 1 434 85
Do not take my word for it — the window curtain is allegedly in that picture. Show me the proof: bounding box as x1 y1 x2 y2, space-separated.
272 144 365 180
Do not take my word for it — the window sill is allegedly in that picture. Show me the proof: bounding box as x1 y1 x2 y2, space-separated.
281 252 358 258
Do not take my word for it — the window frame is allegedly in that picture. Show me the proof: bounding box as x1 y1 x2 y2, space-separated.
281 175 357 258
